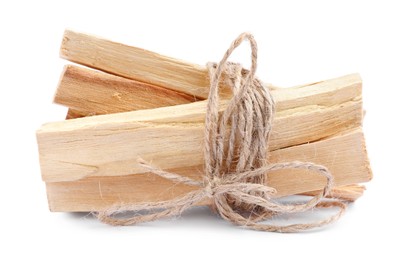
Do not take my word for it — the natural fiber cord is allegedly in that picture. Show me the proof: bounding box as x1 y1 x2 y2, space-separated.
96 33 347 232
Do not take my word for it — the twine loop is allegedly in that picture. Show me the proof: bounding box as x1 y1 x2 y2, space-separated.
96 33 347 232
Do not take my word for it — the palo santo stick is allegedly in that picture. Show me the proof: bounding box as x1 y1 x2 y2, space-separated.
54 61 360 119
56 65 197 118
61 30 215 99
301 184 366 202
45 129 371 212
37 74 363 182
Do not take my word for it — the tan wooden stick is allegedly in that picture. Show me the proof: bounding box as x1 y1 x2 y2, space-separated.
54 62 360 118
37 72 362 182
45 128 371 212
56 65 197 118
61 30 217 99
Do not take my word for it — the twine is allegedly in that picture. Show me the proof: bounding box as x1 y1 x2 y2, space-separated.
96 33 347 232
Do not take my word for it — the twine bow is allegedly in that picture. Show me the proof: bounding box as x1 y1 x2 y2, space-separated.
97 33 347 232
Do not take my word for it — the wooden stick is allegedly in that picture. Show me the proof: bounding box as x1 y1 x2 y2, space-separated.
45 128 371 212
61 30 217 99
56 65 198 118
37 73 362 182
54 61 361 119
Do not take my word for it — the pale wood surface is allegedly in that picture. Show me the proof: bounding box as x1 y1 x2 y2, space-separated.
45 129 371 212
56 65 197 118
61 30 215 99
37 74 362 182
62 30 370 104
55 61 360 118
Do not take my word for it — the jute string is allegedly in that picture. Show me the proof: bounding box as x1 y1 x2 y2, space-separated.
96 33 347 232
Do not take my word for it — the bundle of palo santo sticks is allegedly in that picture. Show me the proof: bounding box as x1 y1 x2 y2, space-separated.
37 30 372 214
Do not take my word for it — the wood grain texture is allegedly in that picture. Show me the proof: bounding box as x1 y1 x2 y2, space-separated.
65 109 90 119
56 65 198 118
60 30 363 104
55 60 360 120
60 30 217 99
45 129 371 212
37 74 362 182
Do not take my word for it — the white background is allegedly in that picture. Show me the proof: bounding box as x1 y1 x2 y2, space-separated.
1 0 407 259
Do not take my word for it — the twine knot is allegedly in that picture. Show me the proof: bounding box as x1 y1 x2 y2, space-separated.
96 33 347 232
204 176 222 197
